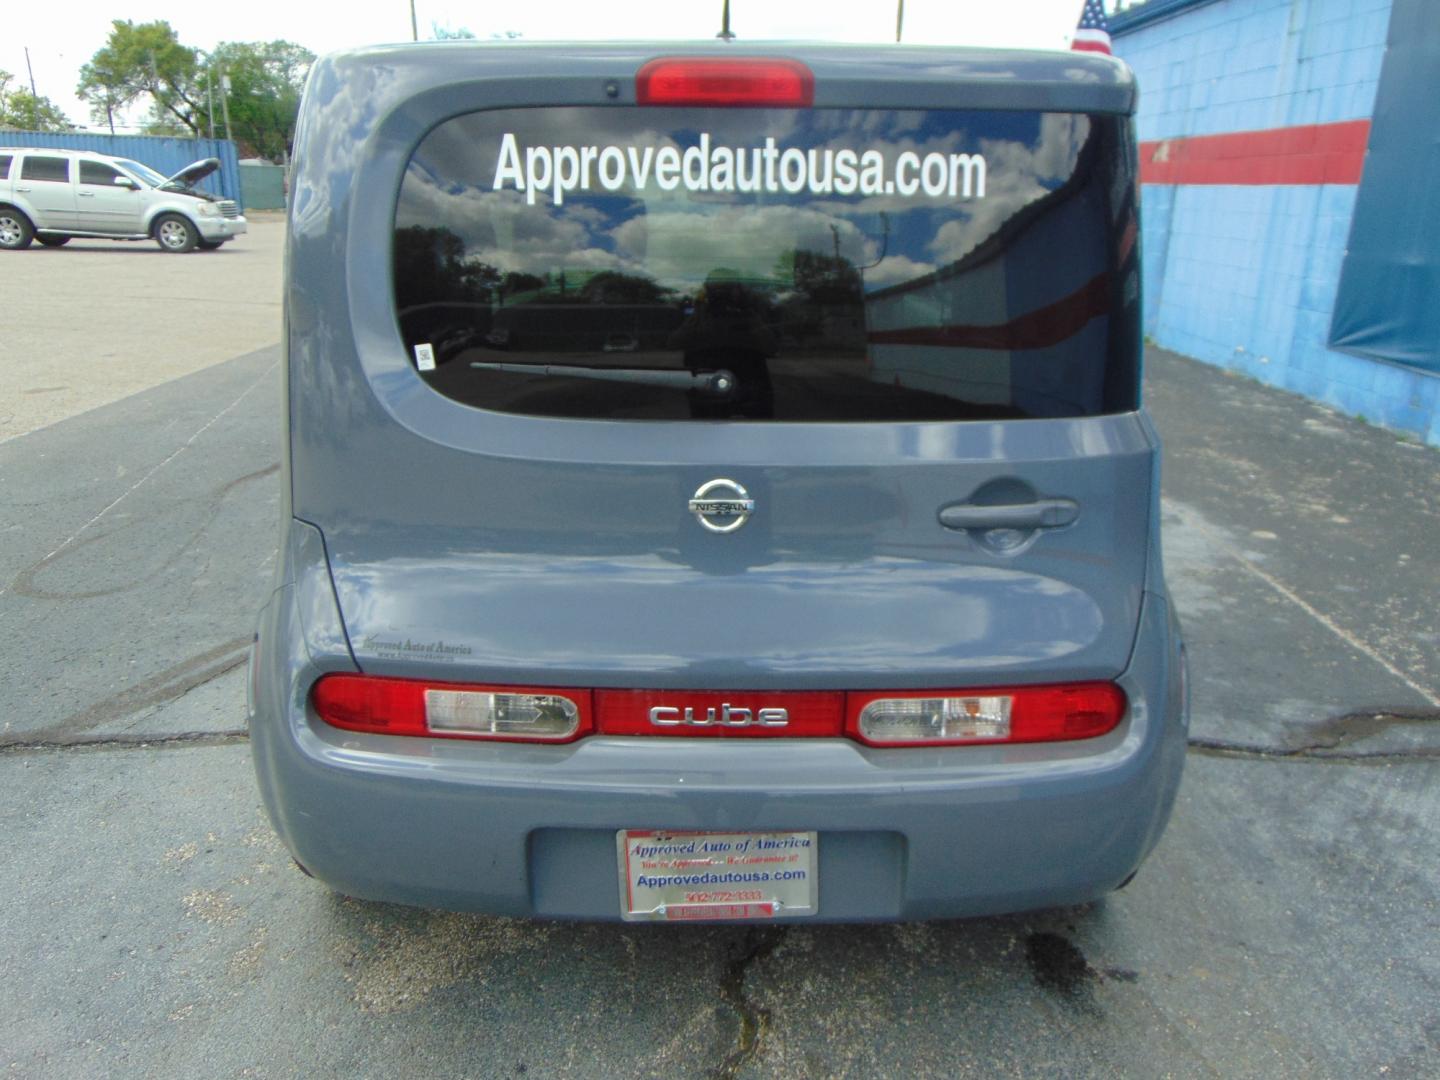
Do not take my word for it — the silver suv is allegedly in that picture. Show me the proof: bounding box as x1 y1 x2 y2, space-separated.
0 147 248 252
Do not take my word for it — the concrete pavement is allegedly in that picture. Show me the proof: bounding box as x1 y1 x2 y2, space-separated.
0 213 284 444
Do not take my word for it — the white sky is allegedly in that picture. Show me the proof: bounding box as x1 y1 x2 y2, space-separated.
4 1 1098 132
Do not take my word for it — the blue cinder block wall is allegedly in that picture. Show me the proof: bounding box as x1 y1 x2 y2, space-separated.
1114 0 1440 446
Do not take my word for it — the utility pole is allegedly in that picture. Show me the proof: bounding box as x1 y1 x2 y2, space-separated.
206 72 216 141
217 71 236 200
896 0 905 43
24 47 38 95
410 0 419 41
219 72 235 145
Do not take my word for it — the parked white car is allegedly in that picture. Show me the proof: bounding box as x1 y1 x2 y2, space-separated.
0 147 248 252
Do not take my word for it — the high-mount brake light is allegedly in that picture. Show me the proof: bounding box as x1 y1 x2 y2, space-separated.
312 675 590 743
636 58 815 108
847 683 1126 746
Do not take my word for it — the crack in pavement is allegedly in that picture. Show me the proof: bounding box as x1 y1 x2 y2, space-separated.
3 637 250 745
1186 737 1440 763
1187 709 1440 763
0 729 249 755
8 463 280 601
710 926 788 1080
0 357 279 600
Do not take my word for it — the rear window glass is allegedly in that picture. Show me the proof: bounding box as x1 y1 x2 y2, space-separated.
395 107 1139 422
21 156 70 183
0 154 11 180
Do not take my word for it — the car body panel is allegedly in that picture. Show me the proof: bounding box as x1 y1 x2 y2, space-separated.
74 161 145 234
254 42 1185 921
13 153 77 229
250 521 1185 920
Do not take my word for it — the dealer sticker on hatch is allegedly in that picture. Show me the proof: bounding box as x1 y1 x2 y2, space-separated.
617 830 818 922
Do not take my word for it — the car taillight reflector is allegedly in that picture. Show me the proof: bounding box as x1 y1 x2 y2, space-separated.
636 58 815 107
847 683 1125 746
311 675 590 743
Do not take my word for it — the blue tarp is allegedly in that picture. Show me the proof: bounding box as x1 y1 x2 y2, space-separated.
1329 0 1440 374
0 130 243 209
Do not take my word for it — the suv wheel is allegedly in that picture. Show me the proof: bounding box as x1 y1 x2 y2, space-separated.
36 235 70 247
0 208 35 250
154 214 198 253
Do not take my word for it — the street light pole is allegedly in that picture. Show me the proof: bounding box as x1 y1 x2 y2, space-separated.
410 0 419 41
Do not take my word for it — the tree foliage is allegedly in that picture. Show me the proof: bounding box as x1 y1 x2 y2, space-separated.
201 41 314 159
77 21 313 158
78 20 204 136
0 70 72 132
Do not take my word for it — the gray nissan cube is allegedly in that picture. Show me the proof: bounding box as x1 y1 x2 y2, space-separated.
249 42 1188 922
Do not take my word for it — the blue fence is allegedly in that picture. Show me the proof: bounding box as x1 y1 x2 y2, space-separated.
0 131 243 208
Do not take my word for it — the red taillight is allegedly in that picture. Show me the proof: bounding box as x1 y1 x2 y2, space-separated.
312 675 592 743
846 683 1126 747
311 676 1123 746
636 57 815 107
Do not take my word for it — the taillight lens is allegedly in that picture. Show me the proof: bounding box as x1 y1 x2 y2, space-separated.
847 683 1125 746
636 57 815 107
311 676 1122 747
312 675 590 743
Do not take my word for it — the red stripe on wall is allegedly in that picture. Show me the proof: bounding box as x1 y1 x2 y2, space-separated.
1139 119 1370 185
867 273 1111 352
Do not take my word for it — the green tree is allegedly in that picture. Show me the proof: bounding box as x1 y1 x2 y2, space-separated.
0 70 72 132
579 270 672 305
77 20 204 136
199 41 314 158
77 25 313 158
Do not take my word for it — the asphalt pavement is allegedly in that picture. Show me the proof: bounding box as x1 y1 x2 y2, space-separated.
0 236 1436 1076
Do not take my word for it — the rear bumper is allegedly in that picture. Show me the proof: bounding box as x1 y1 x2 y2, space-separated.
250 573 1186 922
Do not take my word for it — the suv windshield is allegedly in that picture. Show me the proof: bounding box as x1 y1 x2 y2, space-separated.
394 106 1138 422
114 159 167 187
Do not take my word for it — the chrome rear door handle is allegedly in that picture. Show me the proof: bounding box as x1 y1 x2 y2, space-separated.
938 498 1079 531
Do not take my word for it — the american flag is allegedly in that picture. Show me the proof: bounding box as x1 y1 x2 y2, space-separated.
1071 0 1113 55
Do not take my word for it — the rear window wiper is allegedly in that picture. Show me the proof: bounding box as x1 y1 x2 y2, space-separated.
469 362 736 396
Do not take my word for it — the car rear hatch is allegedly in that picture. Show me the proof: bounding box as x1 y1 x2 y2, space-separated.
286 45 1150 693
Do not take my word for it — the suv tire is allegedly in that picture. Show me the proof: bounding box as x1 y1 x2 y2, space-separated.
154 214 198 253
0 207 35 250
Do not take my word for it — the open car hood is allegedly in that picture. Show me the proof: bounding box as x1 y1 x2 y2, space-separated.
163 158 219 188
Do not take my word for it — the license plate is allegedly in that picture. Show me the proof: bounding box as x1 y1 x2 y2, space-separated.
617 830 818 922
